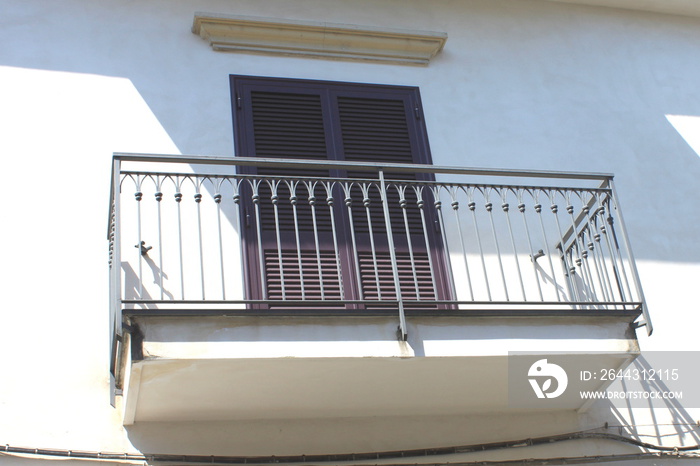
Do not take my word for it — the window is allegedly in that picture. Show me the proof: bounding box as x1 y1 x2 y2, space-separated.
231 76 452 311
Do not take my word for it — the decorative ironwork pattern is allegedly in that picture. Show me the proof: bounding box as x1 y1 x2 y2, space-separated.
109 155 649 328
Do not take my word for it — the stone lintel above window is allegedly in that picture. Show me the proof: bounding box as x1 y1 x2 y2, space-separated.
192 12 447 66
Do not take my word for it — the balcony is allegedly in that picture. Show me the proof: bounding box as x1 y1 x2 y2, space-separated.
108 153 649 424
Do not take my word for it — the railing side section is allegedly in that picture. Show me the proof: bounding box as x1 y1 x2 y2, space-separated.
108 157 123 399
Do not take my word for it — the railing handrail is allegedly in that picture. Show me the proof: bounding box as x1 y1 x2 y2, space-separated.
112 152 615 181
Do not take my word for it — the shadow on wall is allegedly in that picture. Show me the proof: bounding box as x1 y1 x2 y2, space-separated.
605 353 700 449
123 260 175 303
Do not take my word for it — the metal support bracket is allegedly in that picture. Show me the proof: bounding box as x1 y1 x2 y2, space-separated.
531 249 545 261
379 169 408 342
135 241 152 256
397 323 408 342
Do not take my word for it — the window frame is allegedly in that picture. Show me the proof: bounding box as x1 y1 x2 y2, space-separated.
230 75 452 312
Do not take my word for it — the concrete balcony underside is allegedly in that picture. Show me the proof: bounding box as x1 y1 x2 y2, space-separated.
122 315 639 425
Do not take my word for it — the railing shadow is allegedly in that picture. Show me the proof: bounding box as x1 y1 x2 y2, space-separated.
604 354 700 449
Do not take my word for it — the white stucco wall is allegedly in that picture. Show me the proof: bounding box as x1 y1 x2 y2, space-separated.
1 0 699 464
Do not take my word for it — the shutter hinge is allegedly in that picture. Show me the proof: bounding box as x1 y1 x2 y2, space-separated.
414 106 421 120
236 94 242 110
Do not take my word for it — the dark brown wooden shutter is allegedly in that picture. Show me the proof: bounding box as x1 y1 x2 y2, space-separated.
334 93 439 308
250 91 328 159
337 96 414 163
251 90 333 233
235 83 341 304
359 251 436 301
336 95 424 236
232 76 451 309
264 250 343 300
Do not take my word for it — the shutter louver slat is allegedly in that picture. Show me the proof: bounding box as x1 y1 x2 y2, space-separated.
251 91 329 160
338 96 414 165
251 90 333 232
338 95 434 304
359 252 437 308
264 250 343 303
339 94 425 237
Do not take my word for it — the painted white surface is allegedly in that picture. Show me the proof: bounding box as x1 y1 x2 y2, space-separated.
666 114 700 160
546 0 700 18
1 0 699 463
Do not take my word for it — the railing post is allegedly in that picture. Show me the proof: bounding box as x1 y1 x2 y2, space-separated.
606 178 653 335
109 155 123 403
378 170 407 341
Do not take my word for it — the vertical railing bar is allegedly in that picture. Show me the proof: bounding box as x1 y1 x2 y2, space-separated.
109 196 116 345
306 181 325 300
502 191 527 301
344 183 364 301
326 181 344 300
135 175 143 299
175 177 185 300
251 179 267 300
232 179 246 301
534 192 562 303
451 187 474 301
518 190 544 301
597 196 632 308
581 194 607 304
155 176 164 300
433 186 457 301
269 179 286 300
214 179 226 300
572 243 590 307
195 178 206 300
567 250 583 305
112 157 123 345
566 247 582 304
288 180 305 300
569 243 581 302
590 234 612 303
566 191 595 305
379 170 407 340
485 189 510 301
607 179 652 334
397 184 421 300
583 199 612 304
575 228 593 305
590 209 616 304
599 203 625 302
467 187 491 301
581 220 605 306
551 191 579 304
603 195 634 303
110 169 126 400
414 185 438 300
361 182 382 301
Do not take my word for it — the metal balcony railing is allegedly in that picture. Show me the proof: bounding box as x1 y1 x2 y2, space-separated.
108 153 651 347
